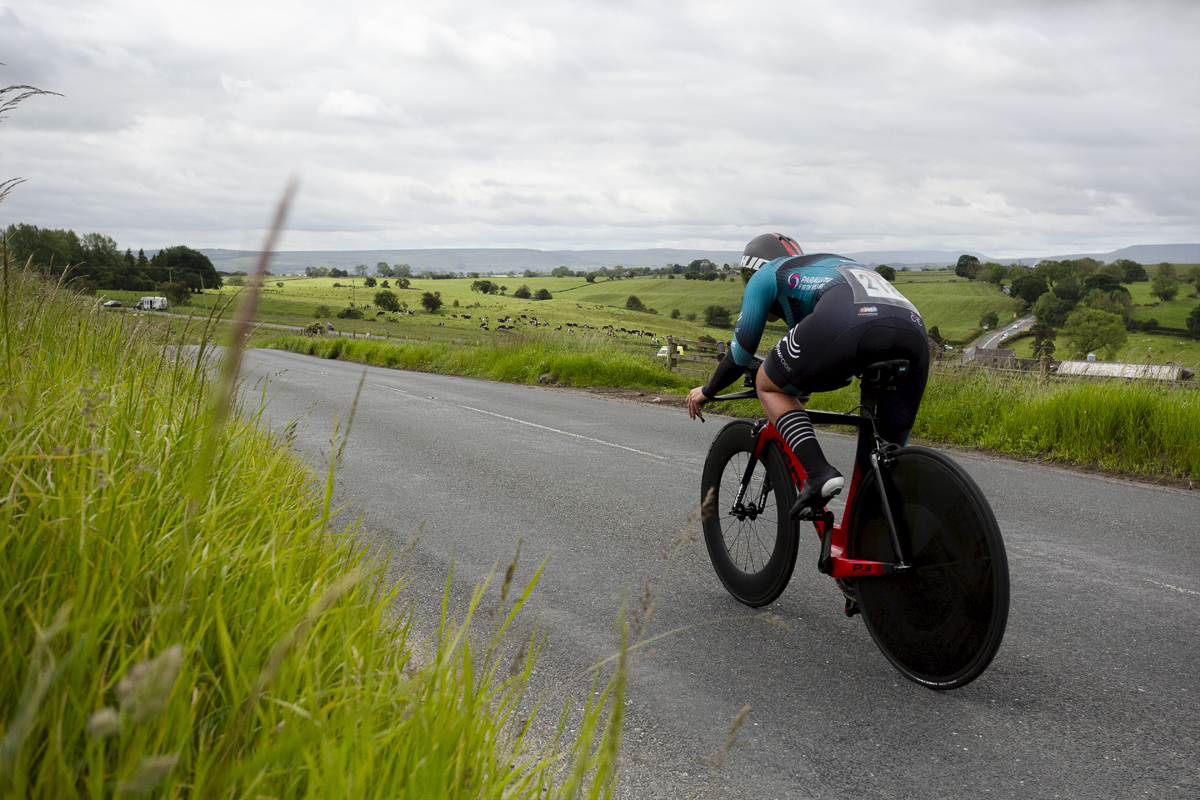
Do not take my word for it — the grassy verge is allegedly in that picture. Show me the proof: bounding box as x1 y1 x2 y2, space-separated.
272 329 699 392
271 333 1200 480
0 264 624 797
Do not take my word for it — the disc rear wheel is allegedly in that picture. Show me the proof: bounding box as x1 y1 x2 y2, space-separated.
847 446 1009 689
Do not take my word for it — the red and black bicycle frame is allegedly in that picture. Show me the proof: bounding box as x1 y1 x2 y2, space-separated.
749 411 901 578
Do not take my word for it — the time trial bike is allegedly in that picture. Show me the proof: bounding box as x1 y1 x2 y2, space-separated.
700 358 1009 690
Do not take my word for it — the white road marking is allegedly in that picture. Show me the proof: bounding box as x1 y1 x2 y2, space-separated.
1143 579 1200 597
458 405 667 460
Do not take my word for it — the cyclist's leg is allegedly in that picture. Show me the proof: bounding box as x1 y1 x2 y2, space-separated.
759 285 860 508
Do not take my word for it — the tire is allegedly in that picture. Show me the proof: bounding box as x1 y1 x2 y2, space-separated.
701 420 800 607
846 446 1009 689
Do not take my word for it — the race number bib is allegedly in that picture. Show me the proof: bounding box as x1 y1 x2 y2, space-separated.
837 266 917 313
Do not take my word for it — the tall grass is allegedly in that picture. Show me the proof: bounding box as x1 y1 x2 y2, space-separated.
0 261 624 796
274 330 696 392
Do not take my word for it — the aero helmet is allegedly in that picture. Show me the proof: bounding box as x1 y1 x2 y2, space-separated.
740 233 802 273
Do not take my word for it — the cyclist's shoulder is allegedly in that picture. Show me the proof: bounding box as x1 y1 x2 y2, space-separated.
777 253 864 273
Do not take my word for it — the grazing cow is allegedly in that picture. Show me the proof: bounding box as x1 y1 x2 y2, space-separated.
376 311 385 316
555 325 562 330
462 315 471 319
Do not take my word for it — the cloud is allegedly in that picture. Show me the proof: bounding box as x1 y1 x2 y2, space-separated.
0 0 1195 256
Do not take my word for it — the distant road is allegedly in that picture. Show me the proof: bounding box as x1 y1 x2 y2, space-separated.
975 312 1037 350
239 349 1199 800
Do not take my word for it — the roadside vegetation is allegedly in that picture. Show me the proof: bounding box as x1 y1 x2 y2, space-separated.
0 263 625 797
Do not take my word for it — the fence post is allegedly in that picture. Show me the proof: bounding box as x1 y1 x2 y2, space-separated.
668 336 677 371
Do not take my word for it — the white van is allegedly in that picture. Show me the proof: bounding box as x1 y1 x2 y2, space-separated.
136 296 168 311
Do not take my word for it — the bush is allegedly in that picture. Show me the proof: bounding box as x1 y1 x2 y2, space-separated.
534 288 552 301
1150 275 1180 303
670 309 680 319
226 275 245 287
513 285 532 299
626 295 646 312
162 281 192 306
313 304 331 318
685 312 696 321
337 306 364 319
698 334 717 343
876 265 896 282
420 291 443 312
703 304 732 328
1188 304 1200 340
363 277 376 287
373 289 400 312
585 273 596 283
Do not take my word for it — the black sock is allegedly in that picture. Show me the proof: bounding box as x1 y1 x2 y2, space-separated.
775 410 836 480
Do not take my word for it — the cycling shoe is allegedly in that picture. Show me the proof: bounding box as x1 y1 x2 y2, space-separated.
789 469 844 519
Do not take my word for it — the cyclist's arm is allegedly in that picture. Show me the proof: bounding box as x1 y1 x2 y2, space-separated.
699 267 777 398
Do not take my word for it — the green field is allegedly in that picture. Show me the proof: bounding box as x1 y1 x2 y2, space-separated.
1124 279 1200 329
1007 330 1200 370
100 268 1021 354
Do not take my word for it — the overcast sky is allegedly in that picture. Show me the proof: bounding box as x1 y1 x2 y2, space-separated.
1 0 1197 257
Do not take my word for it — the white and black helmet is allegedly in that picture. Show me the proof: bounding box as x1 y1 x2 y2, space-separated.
740 233 803 273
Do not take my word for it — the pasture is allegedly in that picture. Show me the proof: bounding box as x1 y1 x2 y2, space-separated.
99 267 1021 350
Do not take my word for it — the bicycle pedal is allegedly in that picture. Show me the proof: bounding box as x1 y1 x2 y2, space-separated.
844 597 860 618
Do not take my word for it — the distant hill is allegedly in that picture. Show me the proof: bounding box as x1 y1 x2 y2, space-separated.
198 244 1200 275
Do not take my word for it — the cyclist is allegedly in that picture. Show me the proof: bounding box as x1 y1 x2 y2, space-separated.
686 233 930 516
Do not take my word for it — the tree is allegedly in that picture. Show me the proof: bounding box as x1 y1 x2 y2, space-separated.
513 285 532 299
1030 322 1057 358
420 291 443 312
375 262 393 277
1155 262 1177 279
534 288 552 300
980 262 1008 285
1186 265 1200 291
585 273 595 283
626 295 646 312
1083 273 1126 295
550 266 572 277
875 265 896 282
1187 304 1200 340
337 306 364 319
162 281 191 306
1033 260 1067 288
1010 274 1049 305
928 325 943 344
471 279 497 294
1052 275 1081 305
1150 275 1180 302
523 269 536 278
670 309 681 319
979 310 999 329
329 268 348 278
1063 308 1126 359
354 264 369 277
1113 259 1148 283
1032 292 1074 327
955 255 981 279
363 276 376 287
393 263 412 278
1083 288 1132 322
374 289 400 312
685 312 697 322
151 245 222 291
703 305 732 328
396 277 411 289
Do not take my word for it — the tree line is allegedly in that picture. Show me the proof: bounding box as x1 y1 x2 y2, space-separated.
4 223 222 305
953 254 1200 358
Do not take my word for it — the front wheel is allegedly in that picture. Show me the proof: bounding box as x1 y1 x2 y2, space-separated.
847 446 1009 689
701 420 799 607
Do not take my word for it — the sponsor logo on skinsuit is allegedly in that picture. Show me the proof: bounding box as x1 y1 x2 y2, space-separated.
858 305 878 315
911 312 924 327
787 273 831 290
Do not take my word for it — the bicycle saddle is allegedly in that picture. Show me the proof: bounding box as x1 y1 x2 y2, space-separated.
859 359 910 390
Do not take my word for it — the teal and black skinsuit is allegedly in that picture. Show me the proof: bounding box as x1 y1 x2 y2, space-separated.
701 253 931 444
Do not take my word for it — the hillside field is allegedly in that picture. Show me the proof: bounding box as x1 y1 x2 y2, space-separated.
98 268 1021 351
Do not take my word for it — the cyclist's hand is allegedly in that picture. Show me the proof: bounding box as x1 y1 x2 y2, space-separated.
686 386 709 421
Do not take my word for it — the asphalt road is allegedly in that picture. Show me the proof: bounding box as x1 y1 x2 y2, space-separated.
240 349 1198 799
976 313 1038 351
